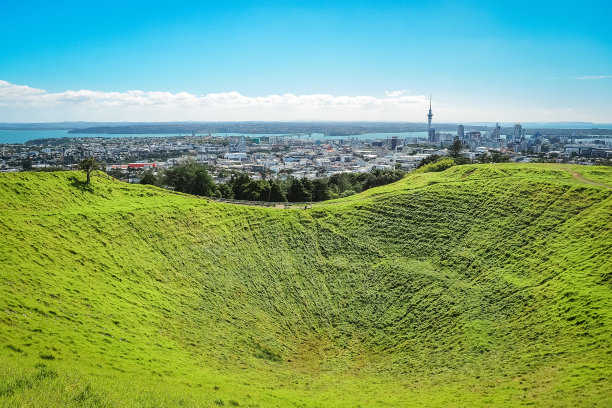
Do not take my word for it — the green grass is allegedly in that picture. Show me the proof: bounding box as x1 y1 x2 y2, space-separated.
0 164 611 407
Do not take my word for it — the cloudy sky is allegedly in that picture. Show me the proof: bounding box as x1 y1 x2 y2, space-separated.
1 0 611 123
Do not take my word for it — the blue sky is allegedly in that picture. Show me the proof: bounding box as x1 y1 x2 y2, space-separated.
0 0 611 122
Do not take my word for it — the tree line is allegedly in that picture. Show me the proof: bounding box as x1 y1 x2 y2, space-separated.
137 160 407 202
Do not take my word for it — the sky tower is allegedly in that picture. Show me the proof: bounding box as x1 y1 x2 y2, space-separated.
427 96 436 142
427 95 433 130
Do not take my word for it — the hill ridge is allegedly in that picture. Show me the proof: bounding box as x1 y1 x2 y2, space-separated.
0 163 611 407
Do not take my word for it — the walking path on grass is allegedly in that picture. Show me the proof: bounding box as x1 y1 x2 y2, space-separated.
562 166 612 190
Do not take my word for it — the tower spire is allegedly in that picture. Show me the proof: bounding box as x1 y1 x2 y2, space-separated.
427 95 435 143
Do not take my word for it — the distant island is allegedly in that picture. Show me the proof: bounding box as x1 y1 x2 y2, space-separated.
67 122 444 136
63 121 612 137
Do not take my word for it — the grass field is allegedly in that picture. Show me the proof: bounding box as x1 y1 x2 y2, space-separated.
0 163 610 407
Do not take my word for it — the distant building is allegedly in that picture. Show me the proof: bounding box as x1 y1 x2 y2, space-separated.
513 123 522 143
224 152 248 160
493 122 501 139
230 137 247 153
390 136 399 151
128 162 157 169
458 124 465 140
428 128 437 143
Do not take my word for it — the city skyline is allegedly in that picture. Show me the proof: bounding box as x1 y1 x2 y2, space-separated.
1 1 611 123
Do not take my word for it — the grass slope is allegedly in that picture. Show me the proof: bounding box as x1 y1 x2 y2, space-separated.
0 164 611 407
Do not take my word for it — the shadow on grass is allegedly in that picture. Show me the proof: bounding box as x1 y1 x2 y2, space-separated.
69 175 94 192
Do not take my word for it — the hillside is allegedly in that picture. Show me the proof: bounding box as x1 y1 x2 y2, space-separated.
0 164 611 407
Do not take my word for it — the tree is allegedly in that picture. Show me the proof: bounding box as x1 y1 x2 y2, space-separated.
229 173 251 200
287 178 310 202
448 136 463 159
107 168 125 180
216 183 234 199
454 156 472 165
76 157 101 184
163 160 217 196
362 169 406 190
21 158 33 170
328 173 352 193
140 170 157 186
191 166 217 196
269 181 287 202
301 178 314 202
243 179 269 201
312 179 331 201
489 150 510 163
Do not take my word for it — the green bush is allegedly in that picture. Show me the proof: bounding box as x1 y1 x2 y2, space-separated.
415 157 456 173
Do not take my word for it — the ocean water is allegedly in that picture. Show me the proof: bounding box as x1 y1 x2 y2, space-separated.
0 130 187 144
2 129 609 145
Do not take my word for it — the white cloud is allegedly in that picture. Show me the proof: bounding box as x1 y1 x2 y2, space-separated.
0 80 430 122
384 89 408 97
0 80 46 98
575 75 612 80
2 80 609 123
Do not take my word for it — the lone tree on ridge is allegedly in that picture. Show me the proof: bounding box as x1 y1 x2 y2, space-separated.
76 157 101 184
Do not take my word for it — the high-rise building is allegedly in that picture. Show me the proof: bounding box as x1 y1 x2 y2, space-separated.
513 123 523 143
458 124 465 140
428 128 437 143
493 122 501 139
390 136 399 151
